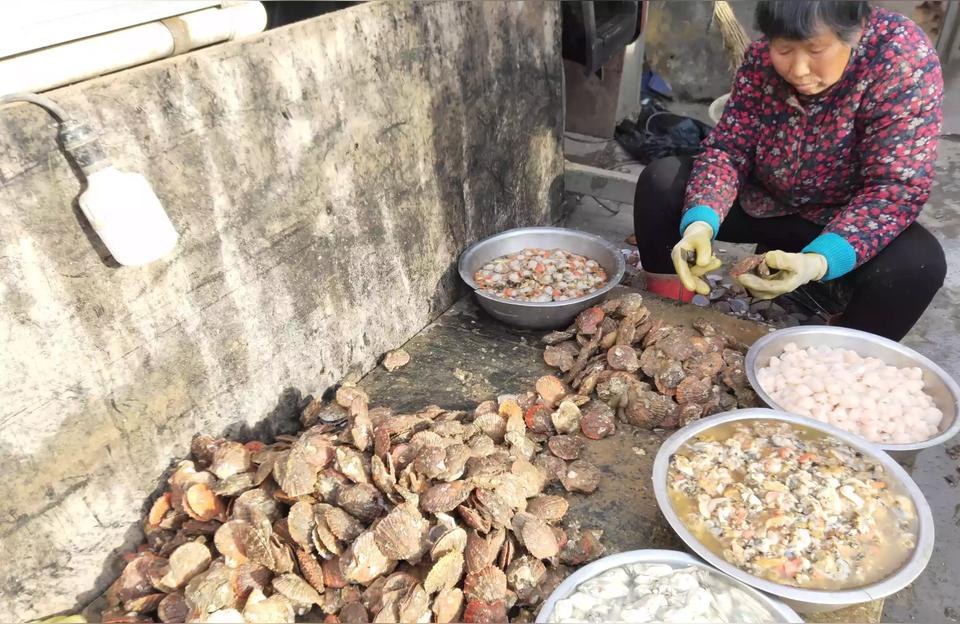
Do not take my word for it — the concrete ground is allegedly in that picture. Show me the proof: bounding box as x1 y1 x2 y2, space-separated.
563 130 960 622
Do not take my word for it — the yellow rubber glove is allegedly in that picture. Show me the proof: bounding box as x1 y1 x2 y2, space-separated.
671 222 722 295
736 250 828 300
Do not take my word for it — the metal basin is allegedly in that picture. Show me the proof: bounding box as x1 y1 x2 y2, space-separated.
535 548 802 623
745 326 960 462
457 227 625 329
652 409 935 613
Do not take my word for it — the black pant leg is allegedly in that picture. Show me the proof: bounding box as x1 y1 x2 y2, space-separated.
633 156 695 273
835 223 946 341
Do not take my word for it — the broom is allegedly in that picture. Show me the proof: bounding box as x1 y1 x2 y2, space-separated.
713 0 751 74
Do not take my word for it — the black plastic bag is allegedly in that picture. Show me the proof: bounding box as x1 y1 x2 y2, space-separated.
615 100 714 164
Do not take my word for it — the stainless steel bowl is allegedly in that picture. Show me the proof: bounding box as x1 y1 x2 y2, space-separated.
652 409 935 613
458 227 626 329
745 326 960 462
536 549 802 623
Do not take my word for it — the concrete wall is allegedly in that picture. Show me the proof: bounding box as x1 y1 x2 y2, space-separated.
0 1 562 619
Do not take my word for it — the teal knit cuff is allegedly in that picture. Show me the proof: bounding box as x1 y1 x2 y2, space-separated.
802 233 857 281
679 206 721 239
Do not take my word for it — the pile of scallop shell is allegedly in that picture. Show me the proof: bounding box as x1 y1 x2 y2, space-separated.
100 385 607 623
540 294 760 430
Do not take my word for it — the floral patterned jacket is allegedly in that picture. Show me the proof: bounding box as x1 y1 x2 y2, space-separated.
679 8 943 280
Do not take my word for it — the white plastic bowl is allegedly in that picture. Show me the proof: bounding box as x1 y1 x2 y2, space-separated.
535 549 802 623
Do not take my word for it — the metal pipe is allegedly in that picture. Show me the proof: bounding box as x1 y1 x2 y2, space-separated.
0 2 267 96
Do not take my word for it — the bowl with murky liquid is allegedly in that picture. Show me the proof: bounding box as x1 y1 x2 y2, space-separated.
653 409 934 613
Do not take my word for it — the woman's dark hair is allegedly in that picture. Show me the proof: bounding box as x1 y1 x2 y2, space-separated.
755 1 871 44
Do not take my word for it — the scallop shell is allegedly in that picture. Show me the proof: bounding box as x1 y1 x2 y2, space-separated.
546 435 583 461
234 488 281 526
512 512 559 559
424 550 464 594
463 565 508 603
559 527 606 566
374 502 429 560
123 592 166 614
654 361 686 395
157 592 189 623
641 319 672 348
468 434 497 458
678 402 704 427
473 413 507 443
535 375 569 407
532 453 567 484
560 460 601 494
657 330 696 362
606 345 640 372
156 541 212 591
382 349 411 372
575 306 604 334
338 601 370 623
212 472 256 497
431 527 468 561
295 548 326 594
337 484 384 522
312 506 343 557
184 561 236 614
639 346 669 378
457 505 492 534
542 329 576 345
722 359 748 389
340 531 393 586
335 384 369 409
243 590 296 624
473 400 498 418
273 573 323 607
208 442 251 481
323 556 349 589
623 390 678 429
683 351 725 378
525 495 569 523
465 529 501 573
579 401 616 440
497 535 516 570
463 599 508 624
228 561 272 607
505 555 547 604
498 398 523 422
523 403 555 435
729 254 767 278
336 447 371 485
675 375 712 405
215 520 273 569
432 587 465 624
183 483 225 523
325 506 366 542
351 412 373 453
413 446 447 479
543 342 579 372
147 493 172 529
287 501 315 551
549 401 581 435
473 489 514 528
421 481 474 514
397 584 431 623
440 444 471 481
370 455 399 503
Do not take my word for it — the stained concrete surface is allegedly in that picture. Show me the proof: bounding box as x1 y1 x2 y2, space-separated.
0 2 562 620
563 131 960 621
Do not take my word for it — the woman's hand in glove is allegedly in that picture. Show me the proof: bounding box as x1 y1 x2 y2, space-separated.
736 250 828 300
671 221 722 295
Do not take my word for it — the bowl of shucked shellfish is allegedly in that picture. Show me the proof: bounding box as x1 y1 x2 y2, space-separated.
746 326 960 462
458 227 625 329
535 548 802 623
653 409 935 613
